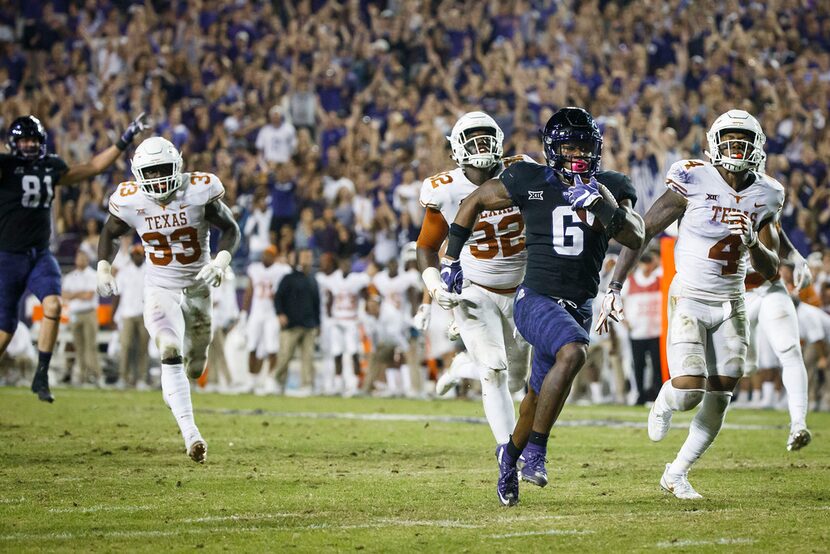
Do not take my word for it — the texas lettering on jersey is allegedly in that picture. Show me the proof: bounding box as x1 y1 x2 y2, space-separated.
108 171 225 289
667 159 784 301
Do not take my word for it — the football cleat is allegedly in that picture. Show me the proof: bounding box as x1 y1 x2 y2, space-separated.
520 449 548 488
787 428 812 451
495 444 519 506
187 439 207 464
435 371 459 396
31 370 54 403
648 395 672 441
660 463 702 500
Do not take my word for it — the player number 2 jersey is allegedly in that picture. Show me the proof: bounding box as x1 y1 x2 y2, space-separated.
666 159 784 301
108 172 225 289
419 156 532 289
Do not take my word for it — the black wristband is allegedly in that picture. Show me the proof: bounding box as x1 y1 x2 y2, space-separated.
116 138 128 151
609 280 624 291
606 207 627 237
446 223 472 259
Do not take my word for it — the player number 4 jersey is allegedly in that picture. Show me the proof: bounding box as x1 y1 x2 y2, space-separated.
108 172 225 289
666 159 784 301
419 155 533 289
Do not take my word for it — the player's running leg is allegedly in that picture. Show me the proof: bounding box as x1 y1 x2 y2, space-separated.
146 287 205 463
27 251 64 403
758 289 811 450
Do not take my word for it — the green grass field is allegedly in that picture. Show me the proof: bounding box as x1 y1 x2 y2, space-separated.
1 387 828 553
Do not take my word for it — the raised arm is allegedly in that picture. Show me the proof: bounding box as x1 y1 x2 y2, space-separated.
58 113 149 187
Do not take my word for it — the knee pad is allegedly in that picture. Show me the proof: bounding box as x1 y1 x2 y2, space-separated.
667 384 705 411
480 368 507 389
157 332 182 361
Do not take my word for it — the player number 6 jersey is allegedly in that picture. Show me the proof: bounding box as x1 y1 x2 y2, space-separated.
108 172 225 289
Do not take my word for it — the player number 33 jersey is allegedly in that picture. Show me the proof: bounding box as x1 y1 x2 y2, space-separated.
108 172 225 289
667 159 784 301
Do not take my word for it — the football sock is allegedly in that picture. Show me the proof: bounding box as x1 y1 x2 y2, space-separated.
528 431 549 449
161 362 199 445
506 435 522 461
480 368 515 445
669 390 731 476
761 382 776 408
36 350 52 374
779 346 808 430
589 382 603 404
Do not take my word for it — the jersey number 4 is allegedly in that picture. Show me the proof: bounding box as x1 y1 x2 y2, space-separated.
141 227 202 266
21 175 54 208
708 235 742 275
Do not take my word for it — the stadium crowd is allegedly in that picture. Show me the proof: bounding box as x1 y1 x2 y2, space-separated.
1 0 829 407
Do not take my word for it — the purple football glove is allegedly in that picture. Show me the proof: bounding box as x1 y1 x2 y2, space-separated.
566 174 602 209
440 258 464 294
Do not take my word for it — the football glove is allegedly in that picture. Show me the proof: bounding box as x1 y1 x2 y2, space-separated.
595 287 624 335
196 250 232 287
421 266 459 310
439 257 464 294
566 174 602 210
447 318 461 341
791 252 813 290
412 303 431 332
727 212 757 248
96 260 118 297
118 112 151 149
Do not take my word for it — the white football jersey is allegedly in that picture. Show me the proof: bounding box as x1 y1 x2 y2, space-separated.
247 261 291 315
327 271 370 320
419 155 532 289
108 172 225 290
372 269 421 314
666 160 784 301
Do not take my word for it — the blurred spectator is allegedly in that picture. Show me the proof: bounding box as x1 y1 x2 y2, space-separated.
256 105 297 165
113 245 149 388
623 252 664 405
62 250 100 386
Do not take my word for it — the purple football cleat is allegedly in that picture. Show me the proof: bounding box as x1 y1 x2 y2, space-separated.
520 443 548 487
496 443 519 506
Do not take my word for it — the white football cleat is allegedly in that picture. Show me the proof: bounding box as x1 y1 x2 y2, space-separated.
660 463 702 499
187 439 207 464
435 371 459 396
648 395 672 441
787 428 812 451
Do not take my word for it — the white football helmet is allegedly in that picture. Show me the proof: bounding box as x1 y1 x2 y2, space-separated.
705 110 766 173
447 111 504 169
131 136 184 202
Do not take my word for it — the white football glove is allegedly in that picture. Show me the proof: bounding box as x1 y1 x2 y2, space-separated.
422 267 459 310
412 303 431 332
595 288 624 335
446 318 461 341
196 250 232 287
96 260 118 297
791 252 813 291
727 212 757 248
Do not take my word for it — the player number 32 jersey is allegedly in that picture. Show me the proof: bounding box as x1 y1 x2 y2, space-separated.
419 156 532 289
108 172 225 289
666 159 784 301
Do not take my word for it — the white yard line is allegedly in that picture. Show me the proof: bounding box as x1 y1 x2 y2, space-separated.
656 538 755 548
487 529 594 539
47 505 153 514
200 408 784 431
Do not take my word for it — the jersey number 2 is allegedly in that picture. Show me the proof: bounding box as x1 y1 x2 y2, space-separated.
552 206 583 256
141 227 202 266
21 175 53 208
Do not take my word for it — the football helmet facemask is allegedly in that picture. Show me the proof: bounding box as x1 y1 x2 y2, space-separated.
447 111 504 169
542 107 602 179
7 115 48 160
131 137 184 202
705 110 766 173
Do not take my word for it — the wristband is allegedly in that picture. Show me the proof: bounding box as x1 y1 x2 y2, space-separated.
446 223 472 259
214 250 232 269
421 267 443 294
116 138 128 151
609 280 624 291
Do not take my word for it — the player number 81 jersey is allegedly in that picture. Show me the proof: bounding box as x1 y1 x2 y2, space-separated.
419 156 532 289
108 172 225 289
666 159 784 301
